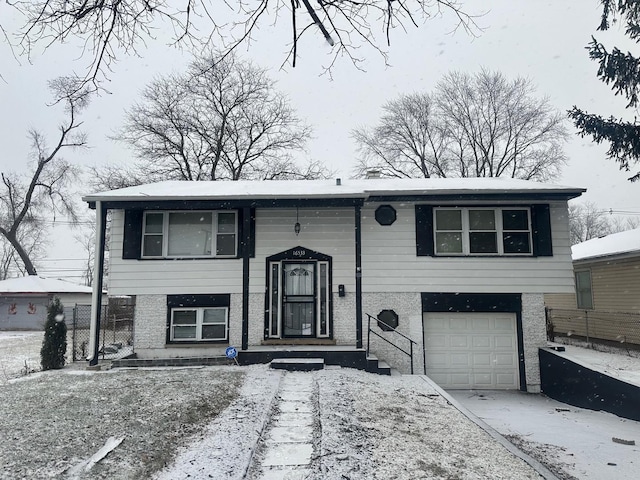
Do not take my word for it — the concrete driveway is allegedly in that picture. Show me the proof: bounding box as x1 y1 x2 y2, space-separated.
448 389 640 480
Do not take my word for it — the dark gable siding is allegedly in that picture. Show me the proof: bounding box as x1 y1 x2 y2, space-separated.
531 204 553 257
122 210 143 259
415 205 434 257
167 294 231 308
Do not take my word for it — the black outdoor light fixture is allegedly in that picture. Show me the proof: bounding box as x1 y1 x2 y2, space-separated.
294 207 301 236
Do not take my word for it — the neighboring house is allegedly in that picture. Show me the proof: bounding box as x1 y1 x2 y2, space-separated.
84 178 584 392
545 228 640 345
0 276 96 330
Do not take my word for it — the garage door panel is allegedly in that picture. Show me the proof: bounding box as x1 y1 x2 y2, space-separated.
450 353 470 366
494 353 516 366
472 353 491 366
424 334 447 348
449 335 469 348
449 373 472 387
424 312 518 390
472 373 493 386
472 317 490 330
494 316 515 331
496 373 517 387
472 335 491 348
425 352 449 367
495 336 515 349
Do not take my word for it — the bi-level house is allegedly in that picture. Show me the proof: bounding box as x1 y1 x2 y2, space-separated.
84 177 584 392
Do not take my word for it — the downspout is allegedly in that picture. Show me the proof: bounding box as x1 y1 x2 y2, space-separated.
88 201 107 366
355 204 363 349
241 206 251 350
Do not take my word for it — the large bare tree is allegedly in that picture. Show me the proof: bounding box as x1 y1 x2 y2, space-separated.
0 77 89 275
353 70 569 181
0 226 45 280
93 51 327 189
7 1 480 89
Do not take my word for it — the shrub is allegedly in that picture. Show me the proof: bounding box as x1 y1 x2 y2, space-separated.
40 297 67 370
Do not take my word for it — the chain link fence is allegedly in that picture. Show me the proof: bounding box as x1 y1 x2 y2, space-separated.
546 307 640 350
68 302 135 362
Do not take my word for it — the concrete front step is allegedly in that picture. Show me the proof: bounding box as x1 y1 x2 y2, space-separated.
366 355 391 376
270 358 325 372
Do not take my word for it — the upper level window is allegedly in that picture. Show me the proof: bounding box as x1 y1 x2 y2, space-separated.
575 271 593 309
434 208 532 256
142 211 237 258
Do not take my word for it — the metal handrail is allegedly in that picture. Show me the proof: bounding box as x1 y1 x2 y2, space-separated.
365 313 426 375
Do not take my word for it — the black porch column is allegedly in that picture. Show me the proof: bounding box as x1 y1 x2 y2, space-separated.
89 202 107 366
355 204 363 349
241 206 251 350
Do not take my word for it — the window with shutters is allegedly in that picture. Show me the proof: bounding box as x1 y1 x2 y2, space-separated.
141 211 237 258
434 207 532 256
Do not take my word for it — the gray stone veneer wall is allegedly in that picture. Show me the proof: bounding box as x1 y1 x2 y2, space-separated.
332 293 357 345
134 294 167 350
521 293 546 393
362 292 424 374
247 293 264 347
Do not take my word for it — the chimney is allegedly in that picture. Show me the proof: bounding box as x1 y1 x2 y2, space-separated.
366 170 381 179
336 178 341 186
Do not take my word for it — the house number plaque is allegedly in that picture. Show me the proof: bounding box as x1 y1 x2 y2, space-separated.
292 249 307 257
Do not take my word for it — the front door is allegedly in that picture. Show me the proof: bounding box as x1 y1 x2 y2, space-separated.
266 246 332 339
282 262 315 337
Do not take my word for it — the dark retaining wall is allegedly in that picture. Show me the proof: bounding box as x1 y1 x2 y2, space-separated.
539 347 640 422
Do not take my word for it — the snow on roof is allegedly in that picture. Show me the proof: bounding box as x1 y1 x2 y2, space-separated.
572 228 640 261
0 276 93 295
83 177 585 203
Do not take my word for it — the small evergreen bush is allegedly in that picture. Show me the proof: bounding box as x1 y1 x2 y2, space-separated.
40 297 67 370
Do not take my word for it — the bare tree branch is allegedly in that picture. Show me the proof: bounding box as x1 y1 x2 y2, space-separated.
0 76 89 275
7 1 482 89
353 70 568 182
93 50 327 189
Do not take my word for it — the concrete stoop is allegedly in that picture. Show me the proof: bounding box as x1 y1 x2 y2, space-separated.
270 357 325 372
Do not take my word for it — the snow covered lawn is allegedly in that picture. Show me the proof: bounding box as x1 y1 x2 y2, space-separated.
3 332 637 479
0 366 244 479
0 331 42 381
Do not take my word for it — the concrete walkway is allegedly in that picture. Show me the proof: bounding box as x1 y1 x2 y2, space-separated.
253 372 318 480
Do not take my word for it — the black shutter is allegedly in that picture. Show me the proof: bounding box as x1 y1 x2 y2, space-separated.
415 205 434 257
122 210 143 259
531 204 553 257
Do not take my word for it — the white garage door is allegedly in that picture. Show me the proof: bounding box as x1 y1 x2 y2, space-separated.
423 312 519 390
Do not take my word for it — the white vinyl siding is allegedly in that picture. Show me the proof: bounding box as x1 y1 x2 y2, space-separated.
108 201 574 297
249 208 356 294
361 202 574 294
108 210 243 296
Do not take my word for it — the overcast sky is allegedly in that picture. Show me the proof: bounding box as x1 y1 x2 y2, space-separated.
1 0 639 281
